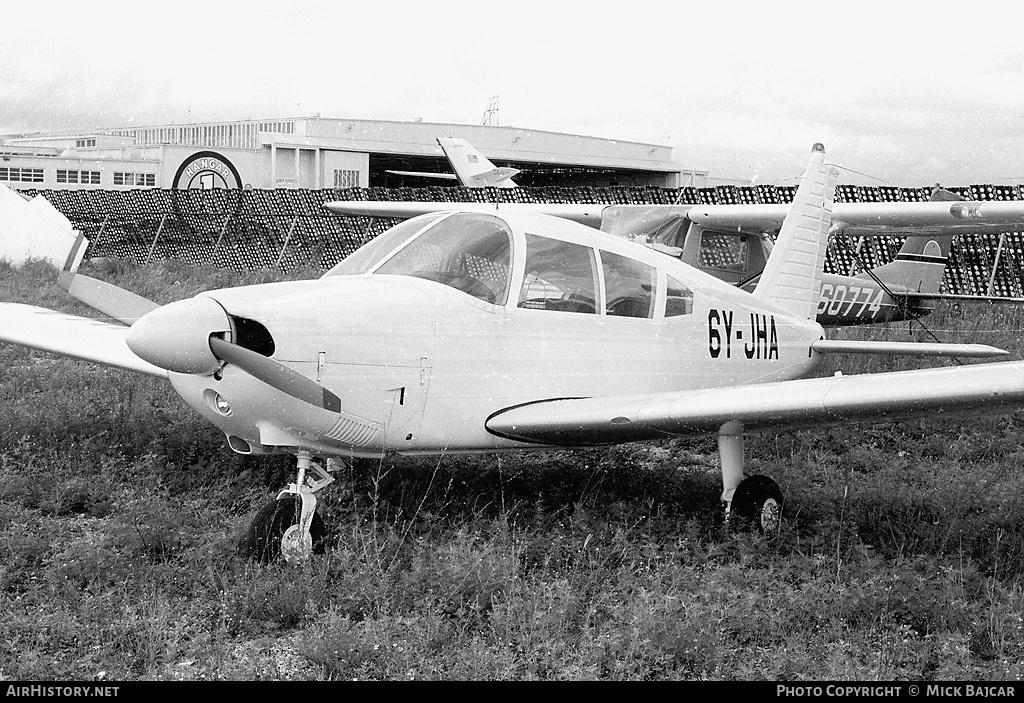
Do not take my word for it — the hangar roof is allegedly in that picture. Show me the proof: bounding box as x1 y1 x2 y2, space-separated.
3 116 681 174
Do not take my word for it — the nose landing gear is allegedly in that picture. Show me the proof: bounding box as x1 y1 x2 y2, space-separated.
240 451 337 563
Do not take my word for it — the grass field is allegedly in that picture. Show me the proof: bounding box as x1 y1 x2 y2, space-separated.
2 259 1024 680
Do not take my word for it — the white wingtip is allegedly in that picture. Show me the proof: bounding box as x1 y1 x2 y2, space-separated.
0 183 81 269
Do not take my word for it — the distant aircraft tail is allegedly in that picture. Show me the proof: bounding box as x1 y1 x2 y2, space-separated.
752 143 837 320
867 233 953 297
864 187 958 297
437 137 520 188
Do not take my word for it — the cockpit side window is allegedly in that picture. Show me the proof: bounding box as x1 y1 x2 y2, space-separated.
601 250 655 318
518 233 598 314
371 213 512 304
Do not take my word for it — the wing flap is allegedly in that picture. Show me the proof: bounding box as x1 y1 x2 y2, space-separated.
485 361 1024 446
0 303 168 378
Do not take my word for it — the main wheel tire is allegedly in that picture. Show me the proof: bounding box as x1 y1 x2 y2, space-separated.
239 495 326 563
730 475 783 534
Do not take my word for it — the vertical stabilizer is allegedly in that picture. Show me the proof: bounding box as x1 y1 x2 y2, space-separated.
752 144 837 319
437 138 521 188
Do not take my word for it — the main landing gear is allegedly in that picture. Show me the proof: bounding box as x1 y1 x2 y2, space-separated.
240 451 338 563
718 421 783 534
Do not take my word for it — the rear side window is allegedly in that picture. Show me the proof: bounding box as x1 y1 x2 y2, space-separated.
665 275 694 317
518 234 598 314
601 250 655 318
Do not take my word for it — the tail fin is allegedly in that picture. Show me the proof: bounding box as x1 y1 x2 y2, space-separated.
866 187 957 296
437 138 520 188
752 143 837 319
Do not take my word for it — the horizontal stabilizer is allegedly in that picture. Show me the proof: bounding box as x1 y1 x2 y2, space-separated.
385 170 458 181
810 339 1007 358
0 303 169 378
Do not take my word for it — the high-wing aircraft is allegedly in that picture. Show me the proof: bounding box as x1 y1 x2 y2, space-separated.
625 196 957 326
3 144 1024 565
330 171 1024 326
385 137 521 188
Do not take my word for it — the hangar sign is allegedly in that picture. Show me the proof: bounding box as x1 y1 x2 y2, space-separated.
174 151 242 189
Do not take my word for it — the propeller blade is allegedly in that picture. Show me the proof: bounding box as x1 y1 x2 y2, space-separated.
208 336 341 413
58 271 160 325
55 231 160 326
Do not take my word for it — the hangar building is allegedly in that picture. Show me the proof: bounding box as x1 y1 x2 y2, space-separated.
0 117 701 191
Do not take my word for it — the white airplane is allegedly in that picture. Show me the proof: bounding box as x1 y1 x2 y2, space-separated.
385 137 521 188
2 144 1022 565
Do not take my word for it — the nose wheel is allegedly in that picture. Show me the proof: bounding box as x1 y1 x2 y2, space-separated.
240 452 337 563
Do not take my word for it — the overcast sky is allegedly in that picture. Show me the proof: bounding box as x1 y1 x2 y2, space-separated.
2 0 1022 186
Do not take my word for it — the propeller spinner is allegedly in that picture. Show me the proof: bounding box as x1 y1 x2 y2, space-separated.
126 296 341 412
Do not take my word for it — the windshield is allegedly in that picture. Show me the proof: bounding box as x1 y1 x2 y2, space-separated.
322 213 446 277
372 212 513 305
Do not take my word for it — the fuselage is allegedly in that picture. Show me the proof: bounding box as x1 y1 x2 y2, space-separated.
165 211 826 458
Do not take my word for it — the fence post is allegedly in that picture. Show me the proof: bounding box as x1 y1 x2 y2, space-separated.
144 214 169 265
208 213 233 264
89 215 111 256
276 217 299 269
987 233 1007 296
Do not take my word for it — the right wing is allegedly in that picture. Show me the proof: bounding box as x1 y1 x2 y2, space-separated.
0 303 168 378
485 360 1024 447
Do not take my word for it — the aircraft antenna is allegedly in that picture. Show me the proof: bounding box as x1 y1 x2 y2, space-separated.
831 163 891 185
481 96 500 126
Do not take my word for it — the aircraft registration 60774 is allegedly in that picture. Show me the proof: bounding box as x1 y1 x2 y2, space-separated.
3 144 1024 564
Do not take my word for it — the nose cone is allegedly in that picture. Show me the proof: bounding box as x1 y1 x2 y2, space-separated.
126 296 232 375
